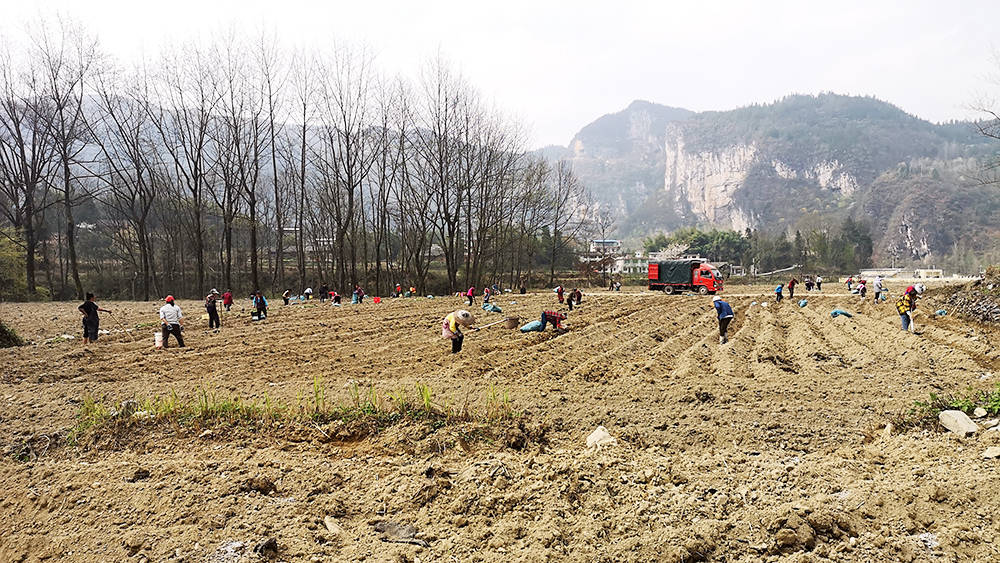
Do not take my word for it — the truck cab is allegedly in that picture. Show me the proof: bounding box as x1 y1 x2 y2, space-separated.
693 264 724 294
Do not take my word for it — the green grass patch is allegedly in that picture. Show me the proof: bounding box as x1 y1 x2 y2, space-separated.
66 376 530 450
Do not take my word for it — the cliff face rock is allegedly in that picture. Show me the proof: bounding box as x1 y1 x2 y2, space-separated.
665 135 757 231
664 134 861 230
564 101 693 216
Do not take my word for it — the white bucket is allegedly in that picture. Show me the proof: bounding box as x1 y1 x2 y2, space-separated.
154 331 163 349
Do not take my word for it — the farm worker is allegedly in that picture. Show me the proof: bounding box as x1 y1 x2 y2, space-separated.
304 287 313 300
282 289 291 306
319 283 329 303
442 309 476 353
713 296 734 344
354 284 366 304
520 283 526 295
566 289 575 311
159 295 185 348
774 284 784 302
395 283 402 297
804 275 814 292
331 290 342 305
787 277 798 299
78 292 111 345
815 275 823 292
574 288 583 304
222 289 234 311
896 286 920 332
253 290 268 319
409 286 416 296
465 285 476 306
857 280 867 300
872 276 885 302
846 276 854 291
205 289 221 330
540 310 567 331
556 285 564 303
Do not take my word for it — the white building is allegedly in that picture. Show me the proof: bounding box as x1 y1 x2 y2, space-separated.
589 239 621 254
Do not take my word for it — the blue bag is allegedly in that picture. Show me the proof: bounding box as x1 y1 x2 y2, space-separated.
520 320 544 333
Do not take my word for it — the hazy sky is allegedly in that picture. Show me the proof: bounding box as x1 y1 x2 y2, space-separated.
3 0 997 146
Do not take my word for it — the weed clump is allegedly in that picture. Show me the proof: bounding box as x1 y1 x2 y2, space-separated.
0 319 24 348
891 383 1000 431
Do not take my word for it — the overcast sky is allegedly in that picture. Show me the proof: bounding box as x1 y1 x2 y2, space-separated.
3 0 997 146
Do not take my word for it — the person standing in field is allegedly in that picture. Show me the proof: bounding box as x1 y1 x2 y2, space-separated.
896 284 922 332
355 284 366 304
804 276 814 292
857 279 868 300
304 286 313 300
222 289 234 311
775 284 784 302
787 277 798 299
319 283 329 303
205 289 221 330
573 288 583 304
78 293 110 345
159 295 185 348
566 289 575 311
713 296 735 344
253 290 268 319
442 309 476 353
815 275 823 292
872 276 885 303
846 276 854 292
465 285 476 306
282 289 291 306
556 284 565 304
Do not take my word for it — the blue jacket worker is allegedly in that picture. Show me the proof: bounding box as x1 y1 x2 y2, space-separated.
713 296 735 344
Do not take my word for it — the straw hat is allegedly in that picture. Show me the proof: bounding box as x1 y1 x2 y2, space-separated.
454 309 476 327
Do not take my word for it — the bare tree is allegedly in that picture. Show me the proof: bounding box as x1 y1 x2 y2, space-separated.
32 19 100 299
144 43 221 295
0 48 58 296
546 160 590 285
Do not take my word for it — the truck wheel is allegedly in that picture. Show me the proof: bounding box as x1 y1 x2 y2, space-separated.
664 285 676 295
698 286 709 295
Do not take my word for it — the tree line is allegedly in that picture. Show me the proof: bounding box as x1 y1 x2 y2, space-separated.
643 217 874 274
0 21 593 301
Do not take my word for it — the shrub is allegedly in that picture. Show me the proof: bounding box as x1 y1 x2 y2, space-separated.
0 319 24 348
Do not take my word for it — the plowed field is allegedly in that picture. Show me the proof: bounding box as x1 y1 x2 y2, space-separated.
2 285 1000 562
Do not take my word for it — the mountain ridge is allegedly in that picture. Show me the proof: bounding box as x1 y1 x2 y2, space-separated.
550 93 1000 267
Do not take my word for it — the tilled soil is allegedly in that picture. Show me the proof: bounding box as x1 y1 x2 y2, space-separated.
2 287 1000 562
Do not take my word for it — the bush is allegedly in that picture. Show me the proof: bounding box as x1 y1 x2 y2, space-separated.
0 319 24 348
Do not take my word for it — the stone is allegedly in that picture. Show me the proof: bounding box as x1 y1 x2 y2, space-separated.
982 419 999 429
323 516 343 536
253 537 278 559
938 410 979 436
586 426 617 450
241 476 277 495
983 447 1000 459
974 407 988 418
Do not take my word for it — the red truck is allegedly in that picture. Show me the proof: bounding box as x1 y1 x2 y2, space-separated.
648 259 724 295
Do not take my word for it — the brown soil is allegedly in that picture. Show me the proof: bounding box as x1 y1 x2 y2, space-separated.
2 286 1000 562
